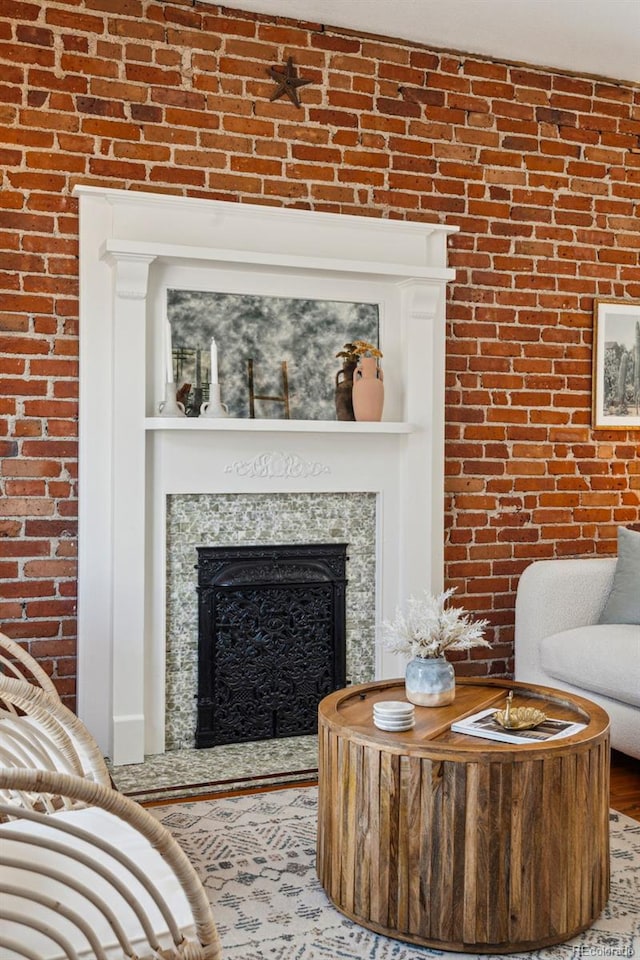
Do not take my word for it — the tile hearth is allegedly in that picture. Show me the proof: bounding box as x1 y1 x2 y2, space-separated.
109 735 318 804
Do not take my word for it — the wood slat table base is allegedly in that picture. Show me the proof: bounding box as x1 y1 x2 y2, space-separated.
317 679 610 953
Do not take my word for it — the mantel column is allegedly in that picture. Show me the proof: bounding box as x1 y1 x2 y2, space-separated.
400 279 447 597
108 252 155 765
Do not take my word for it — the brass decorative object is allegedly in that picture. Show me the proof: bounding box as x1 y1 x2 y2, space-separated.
494 691 546 730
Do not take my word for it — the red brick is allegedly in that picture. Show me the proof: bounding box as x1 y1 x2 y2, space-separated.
23 558 76 578
26 598 77 618
4 479 47 496
0 539 49 557
0 580 56 599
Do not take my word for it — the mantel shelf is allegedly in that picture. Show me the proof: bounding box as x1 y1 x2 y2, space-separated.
103 238 455 282
144 417 416 434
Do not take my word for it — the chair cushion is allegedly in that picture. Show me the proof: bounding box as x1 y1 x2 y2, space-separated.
0 805 196 960
540 624 640 708
598 526 640 625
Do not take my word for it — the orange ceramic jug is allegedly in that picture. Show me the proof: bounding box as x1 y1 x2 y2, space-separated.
352 356 384 421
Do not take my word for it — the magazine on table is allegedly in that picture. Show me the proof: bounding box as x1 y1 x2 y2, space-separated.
451 708 587 745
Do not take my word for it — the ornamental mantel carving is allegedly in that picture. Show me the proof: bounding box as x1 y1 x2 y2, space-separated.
224 451 330 479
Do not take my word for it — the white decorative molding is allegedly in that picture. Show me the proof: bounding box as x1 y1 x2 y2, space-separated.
74 185 457 765
106 250 156 299
103 237 453 283
145 418 414 434
225 451 331 479
399 278 445 320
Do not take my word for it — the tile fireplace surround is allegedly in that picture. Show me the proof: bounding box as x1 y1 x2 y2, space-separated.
165 491 377 750
75 186 457 765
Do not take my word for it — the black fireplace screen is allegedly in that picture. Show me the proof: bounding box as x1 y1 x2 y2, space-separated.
195 543 347 747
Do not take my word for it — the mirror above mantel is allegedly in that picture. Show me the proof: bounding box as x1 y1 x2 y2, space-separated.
74 185 457 765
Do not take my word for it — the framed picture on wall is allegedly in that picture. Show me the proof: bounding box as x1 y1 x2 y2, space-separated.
592 298 640 430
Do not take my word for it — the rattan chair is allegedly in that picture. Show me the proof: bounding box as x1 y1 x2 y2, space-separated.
0 631 61 701
0 675 111 789
0 766 222 959
0 672 222 959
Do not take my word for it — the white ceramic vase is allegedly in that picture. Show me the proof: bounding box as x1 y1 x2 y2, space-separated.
404 655 455 707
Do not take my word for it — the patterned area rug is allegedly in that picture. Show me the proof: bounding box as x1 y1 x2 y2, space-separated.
150 786 640 959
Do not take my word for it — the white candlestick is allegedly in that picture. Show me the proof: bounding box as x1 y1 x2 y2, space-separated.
166 320 174 384
210 337 218 384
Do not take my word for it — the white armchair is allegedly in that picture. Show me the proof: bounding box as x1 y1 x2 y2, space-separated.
515 557 640 760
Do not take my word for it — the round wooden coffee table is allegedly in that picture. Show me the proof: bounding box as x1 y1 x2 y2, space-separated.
317 678 610 953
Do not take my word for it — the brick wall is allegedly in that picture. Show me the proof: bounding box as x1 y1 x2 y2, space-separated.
1 0 639 703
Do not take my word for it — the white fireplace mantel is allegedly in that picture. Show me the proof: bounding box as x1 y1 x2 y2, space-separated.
75 185 457 765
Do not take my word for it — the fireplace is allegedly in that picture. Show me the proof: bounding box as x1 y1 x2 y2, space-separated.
165 491 376 750
195 543 347 747
75 186 455 765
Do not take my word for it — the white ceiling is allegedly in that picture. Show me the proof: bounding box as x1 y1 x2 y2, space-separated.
211 0 640 84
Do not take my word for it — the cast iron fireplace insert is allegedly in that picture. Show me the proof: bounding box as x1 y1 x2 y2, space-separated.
195 543 348 747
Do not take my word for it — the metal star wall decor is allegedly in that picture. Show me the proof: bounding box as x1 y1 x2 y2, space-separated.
267 57 312 108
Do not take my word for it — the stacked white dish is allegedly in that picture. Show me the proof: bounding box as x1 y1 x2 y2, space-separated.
373 700 415 731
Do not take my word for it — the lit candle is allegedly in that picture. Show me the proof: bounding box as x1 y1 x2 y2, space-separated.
210 336 218 384
166 320 174 384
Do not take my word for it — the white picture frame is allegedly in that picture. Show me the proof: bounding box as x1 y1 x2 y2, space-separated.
592 298 640 430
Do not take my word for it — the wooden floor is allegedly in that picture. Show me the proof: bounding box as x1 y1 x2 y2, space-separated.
610 750 640 821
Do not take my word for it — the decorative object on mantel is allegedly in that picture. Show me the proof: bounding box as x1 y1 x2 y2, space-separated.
200 384 229 418
351 340 384 422
189 347 204 418
382 588 490 706
176 382 191 409
334 366 357 420
248 358 291 419
267 56 312 107
334 342 361 421
158 319 186 417
200 336 229 417
158 382 187 417
224 451 330 479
